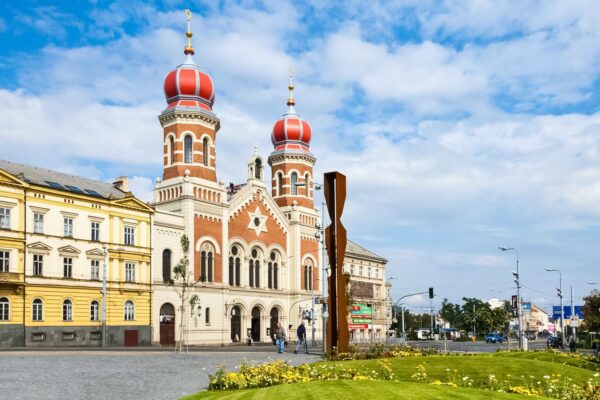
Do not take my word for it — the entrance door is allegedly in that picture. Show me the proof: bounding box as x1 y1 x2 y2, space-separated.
231 306 241 342
251 307 261 342
270 308 279 342
159 303 175 346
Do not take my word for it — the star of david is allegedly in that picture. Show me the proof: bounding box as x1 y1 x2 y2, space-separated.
247 207 268 236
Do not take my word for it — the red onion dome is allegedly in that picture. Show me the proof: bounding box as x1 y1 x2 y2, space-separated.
163 11 215 111
271 77 312 152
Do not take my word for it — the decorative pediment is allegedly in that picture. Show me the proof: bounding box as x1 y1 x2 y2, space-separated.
113 196 154 212
228 186 289 234
86 248 106 257
57 245 81 255
0 169 26 186
26 242 52 252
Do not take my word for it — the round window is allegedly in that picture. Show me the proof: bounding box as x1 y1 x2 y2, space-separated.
270 252 276 261
231 246 238 256
251 249 258 258
254 217 260 227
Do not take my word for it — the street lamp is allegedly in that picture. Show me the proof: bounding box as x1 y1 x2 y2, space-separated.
498 246 523 350
545 268 565 350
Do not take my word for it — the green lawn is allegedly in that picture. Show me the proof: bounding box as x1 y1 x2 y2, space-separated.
183 380 549 400
183 352 598 400
332 353 598 385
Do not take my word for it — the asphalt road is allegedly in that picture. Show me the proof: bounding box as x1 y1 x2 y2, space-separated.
405 339 548 352
0 349 320 400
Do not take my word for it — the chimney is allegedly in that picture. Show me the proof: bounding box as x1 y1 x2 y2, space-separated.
113 176 129 192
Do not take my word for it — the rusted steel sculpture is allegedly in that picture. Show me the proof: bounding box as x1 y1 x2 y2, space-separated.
324 171 349 353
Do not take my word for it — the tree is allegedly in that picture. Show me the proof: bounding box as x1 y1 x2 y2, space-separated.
440 298 463 330
583 289 600 332
166 234 199 352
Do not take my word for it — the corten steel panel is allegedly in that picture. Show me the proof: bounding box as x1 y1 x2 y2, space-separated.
324 171 349 353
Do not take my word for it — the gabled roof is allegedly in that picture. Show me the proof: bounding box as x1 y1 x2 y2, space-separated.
0 159 127 200
346 240 387 263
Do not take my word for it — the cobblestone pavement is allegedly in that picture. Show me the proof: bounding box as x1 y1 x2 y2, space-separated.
1 349 321 400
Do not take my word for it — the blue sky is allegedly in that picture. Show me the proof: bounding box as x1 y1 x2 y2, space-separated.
2 0 600 313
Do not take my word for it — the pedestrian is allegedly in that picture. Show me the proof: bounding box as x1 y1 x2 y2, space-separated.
275 323 286 354
592 342 598 357
569 337 577 353
295 322 308 354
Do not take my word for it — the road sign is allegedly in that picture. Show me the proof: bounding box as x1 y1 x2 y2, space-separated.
570 315 580 328
552 306 584 320
523 302 531 315
349 324 368 329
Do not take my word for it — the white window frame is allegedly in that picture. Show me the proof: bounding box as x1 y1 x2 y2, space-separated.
90 300 99 321
0 250 9 272
64 217 74 237
124 300 135 321
0 297 9 321
91 259 100 280
125 262 136 283
33 213 44 234
124 226 135 246
32 299 43 321
91 221 100 241
0 207 11 229
62 299 73 321
63 257 73 278
33 254 43 276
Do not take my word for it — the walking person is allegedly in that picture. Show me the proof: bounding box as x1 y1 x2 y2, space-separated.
294 322 309 354
569 337 577 353
275 323 286 354
592 342 598 357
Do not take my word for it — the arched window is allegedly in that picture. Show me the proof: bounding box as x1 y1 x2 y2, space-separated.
277 172 283 197
268 251 280 290
62 299 72 321
169 136 175 165
0 297 9 321
162 249 172 283
205 307 210 324
291 172 298 195
304 259 314 291
184 135 193 163
32 299 43 321
200 243 214 283
90 300 99 321
254 158 262 179
249 248 261 288
124 300 135 321
304 173 310 196
202 138 209 166
229 245 241 287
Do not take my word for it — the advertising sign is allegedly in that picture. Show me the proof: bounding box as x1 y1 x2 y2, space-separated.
349 324 368 330
351 304 373 325
547 323 556 333
552 306 584 320
523 302 531 315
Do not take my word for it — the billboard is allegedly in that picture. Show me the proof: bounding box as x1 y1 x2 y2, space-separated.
351 304 373 325
552 306 584 320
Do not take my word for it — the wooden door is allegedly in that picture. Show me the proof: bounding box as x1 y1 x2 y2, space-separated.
124 330 138 346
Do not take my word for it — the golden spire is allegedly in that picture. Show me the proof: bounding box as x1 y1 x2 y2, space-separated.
184 9 195 55
287 68 295 107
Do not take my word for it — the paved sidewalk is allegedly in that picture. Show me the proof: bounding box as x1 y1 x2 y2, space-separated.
1 349 321 400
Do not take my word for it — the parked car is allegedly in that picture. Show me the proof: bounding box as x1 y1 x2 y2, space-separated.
526 333 537 341
485 333 505 343
547 336 563 349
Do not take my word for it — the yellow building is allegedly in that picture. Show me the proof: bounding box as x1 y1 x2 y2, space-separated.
0 160 153 347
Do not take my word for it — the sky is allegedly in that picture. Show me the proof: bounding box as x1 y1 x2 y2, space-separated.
1 0 600 314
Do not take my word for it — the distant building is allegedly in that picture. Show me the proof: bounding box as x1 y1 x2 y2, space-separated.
0 161 153 347
343 241 388 342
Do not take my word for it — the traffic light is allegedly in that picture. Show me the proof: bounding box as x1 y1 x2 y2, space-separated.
429 287 434 299
557 288 562 298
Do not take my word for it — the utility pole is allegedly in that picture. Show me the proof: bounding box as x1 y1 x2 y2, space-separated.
499 247 523 350
473 303 476 339
545 268 565 350
102 245 107 348
571 286 576 342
